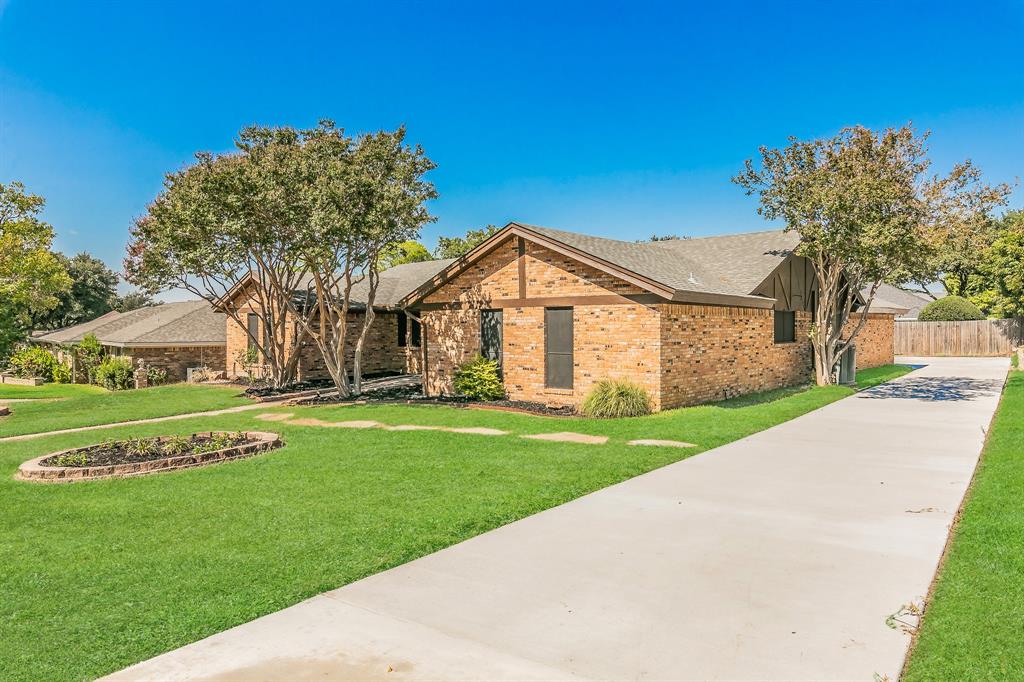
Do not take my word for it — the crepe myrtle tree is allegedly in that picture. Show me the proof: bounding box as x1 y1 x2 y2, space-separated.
125 124 325 387
735 124 1010 385
290 125 437 397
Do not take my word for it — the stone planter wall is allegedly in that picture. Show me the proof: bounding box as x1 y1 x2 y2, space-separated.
0 375 45 386
16 431 283 483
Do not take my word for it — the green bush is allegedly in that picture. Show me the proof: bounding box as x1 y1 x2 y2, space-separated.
453 355 505 401
94 357 135 390
918 296 985 321
146 366 168 386
6 346 66 382
580 379 652 418
75 333 104 383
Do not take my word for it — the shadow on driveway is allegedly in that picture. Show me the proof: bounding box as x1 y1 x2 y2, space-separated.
858 376 1003 402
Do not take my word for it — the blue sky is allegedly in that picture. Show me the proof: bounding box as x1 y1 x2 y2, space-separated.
2 0 1022 297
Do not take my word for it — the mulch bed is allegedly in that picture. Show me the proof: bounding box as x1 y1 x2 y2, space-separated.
293 389 577 417
19 432 283 483
244 371 403 399
39 433 251 468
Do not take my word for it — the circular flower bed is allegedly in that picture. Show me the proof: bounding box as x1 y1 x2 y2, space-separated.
16 431 283 482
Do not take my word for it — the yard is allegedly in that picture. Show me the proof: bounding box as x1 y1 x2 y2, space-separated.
0 366 909 680
0 383 252 437
903 368 1024 680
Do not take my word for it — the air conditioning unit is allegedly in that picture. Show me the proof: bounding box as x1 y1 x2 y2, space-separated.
838 346 857 385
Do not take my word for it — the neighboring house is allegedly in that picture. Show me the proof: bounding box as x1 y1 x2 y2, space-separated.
33 301 227 381
217 259 455 380
401 223 906 411
871 283 942 320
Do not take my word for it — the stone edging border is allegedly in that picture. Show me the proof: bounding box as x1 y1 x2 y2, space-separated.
15 431 283 483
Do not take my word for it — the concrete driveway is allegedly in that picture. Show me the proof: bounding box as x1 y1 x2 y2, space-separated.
107 357 1008 681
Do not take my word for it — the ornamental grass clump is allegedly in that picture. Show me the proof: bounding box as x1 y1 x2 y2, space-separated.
453 355 505 401
580 379 652 418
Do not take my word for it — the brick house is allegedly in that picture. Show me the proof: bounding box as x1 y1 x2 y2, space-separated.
401 223 907 411
33 301 227 382
217 259 454 381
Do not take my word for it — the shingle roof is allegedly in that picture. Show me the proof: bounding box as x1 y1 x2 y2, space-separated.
350 258 457 308
516 224 799 298
865 283 937 318
34 301 226 347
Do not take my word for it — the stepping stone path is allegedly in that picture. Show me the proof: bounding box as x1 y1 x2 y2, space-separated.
253 414 694 447
628 439 697 448
521 432 608 445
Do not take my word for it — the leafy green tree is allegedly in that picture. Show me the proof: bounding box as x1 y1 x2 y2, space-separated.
293 125 437 396
968 211 1024 318
0 182 71 359
434 225 499 259
113 290 155 312
381 240 432 269
735 124 1010 385
34 253 119 329
917 296 985 321
126 124 327 387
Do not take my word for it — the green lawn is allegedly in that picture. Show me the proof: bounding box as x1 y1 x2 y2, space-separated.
0 382 107 400
0 365 910 680
903 369 1024 681
0 384 252 437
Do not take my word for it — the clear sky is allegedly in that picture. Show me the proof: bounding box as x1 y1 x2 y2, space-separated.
2 0 1022 298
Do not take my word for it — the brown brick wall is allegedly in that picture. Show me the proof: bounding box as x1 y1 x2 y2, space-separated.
421 236 822 411
844 312 895 369
659 305 813 408
125 345 227 383
223 287 414 381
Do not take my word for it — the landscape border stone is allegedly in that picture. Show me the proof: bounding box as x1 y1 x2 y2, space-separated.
15 431 283 483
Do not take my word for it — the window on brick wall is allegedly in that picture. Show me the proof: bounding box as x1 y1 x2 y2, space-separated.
480 309 503 367
544 307 573 389
397 314 422 348
246 313 259 351
774 310 796 343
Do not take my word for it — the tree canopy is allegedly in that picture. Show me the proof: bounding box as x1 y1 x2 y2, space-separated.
381 240 432 269
434 225 499 259
0 181 71 358
33 253 119 330
734 124 1010 384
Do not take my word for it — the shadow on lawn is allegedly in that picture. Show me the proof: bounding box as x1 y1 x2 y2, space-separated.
858 376 1003 402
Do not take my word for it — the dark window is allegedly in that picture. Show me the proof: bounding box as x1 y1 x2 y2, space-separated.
544 307 573 389
398 315 422 348
265 312 273 351
246 313 259 351
480 309 503 366
774 310 795 343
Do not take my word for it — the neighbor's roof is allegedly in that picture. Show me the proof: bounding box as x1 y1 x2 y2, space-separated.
33 301 226 347
405 222 802 308
868 283 938 319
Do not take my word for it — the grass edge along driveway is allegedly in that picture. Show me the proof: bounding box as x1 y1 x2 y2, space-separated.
902 368 1024 680
0 365 909 681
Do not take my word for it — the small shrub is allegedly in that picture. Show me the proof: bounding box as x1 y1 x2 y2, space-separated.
124 437 159 457
94 356 135 390
6 346 63 381
453 355 505 401
580 379 652 418
162 435 193 456
146 366 168 386
76 333 104 383
918 296 985 321
51 362 72 384
55 452 89 467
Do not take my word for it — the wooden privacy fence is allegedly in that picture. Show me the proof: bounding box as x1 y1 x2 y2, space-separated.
894 318 1024 357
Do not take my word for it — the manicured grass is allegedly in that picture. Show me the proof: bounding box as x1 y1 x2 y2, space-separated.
0 382 107 400
903 370 1024 680
0 365 911 680
0 384 251 437
854 363 915 389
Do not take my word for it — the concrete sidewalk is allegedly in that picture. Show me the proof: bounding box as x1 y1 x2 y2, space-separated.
106 357 1009 681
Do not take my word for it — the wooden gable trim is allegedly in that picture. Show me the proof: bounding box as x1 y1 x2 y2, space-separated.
400 222 677 308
